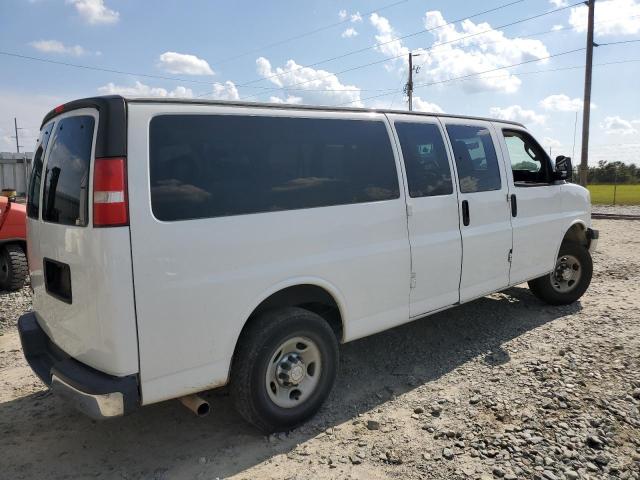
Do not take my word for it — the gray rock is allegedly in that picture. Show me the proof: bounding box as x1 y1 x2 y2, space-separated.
492 467 505 477
366 420 380 431
430 404 443 416
442 448 454 460
586 435 604 449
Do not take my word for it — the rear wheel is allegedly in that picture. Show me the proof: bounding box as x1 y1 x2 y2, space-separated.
0 244 28 291
528 242 592 305
230 307 339 433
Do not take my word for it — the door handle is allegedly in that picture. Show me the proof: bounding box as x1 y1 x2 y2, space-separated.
510 194 517 217
462 200 470 226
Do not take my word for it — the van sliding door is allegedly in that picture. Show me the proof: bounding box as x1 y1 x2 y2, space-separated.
388 114 462 317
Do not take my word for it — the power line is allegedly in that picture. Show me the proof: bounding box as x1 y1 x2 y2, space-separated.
0 51 219 86
334 47 587 107
208 0 411 67
233 1 582 101
597 39 640 46
433 58 640 84
200 0 531 99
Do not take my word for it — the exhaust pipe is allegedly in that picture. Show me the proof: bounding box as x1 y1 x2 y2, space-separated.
180 394 210 417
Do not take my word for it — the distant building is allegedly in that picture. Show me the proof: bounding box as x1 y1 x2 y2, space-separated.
1 152 33 195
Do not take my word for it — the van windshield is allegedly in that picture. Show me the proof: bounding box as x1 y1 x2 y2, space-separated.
42 115 95 226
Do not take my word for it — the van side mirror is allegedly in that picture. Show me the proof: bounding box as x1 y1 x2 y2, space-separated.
554 155 572 182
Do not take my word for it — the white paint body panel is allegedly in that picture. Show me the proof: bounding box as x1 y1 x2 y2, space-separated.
492 124 567 284
27 100 594 407
386 114 462 318
440 118 513 302
126 104 411 404
27 108 139 377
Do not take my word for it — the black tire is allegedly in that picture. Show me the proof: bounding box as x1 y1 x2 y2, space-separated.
528 242 592 306
0 244 28 292
230 307 339 433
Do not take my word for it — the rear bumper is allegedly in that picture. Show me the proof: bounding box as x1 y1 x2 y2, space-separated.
18 312 139 419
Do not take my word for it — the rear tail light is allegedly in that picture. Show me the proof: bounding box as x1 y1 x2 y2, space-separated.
93 157 129 227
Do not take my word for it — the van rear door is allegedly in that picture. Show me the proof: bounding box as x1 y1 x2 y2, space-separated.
27 100 138 377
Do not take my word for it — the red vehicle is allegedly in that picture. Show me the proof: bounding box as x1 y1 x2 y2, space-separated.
0 196 28 291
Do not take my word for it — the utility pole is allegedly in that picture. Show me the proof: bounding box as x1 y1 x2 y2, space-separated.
12 117 24 153
579 0 596 187
406 52 421 111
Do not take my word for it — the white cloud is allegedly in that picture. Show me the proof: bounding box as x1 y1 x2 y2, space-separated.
601 115 638 135
211 81 240 100
256 57 363 107
269 95 303 104
569 0 640 35
540 94 595 112
158 52 214 76
369 11 550 92
551 24 564 31
415 11 550 94
29 40 86 56
341 27 358 38
66 0 119 25
489 105 546 125
549 0 568 7
369 13 409 70
350 12 363 23
339 9 362 22
412 97 444 113
541 136 563 148
98 81 194 98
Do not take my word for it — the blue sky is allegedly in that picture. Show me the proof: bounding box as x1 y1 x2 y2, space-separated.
1 0 639 164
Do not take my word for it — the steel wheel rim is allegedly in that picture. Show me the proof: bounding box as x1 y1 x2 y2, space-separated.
550 254 582 293
265 336 322 409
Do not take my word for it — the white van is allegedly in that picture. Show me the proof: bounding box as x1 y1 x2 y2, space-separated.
19 96 598 432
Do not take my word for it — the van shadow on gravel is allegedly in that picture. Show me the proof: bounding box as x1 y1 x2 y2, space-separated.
1 286 581 479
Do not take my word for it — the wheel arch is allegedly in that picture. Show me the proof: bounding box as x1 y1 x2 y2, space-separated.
554 220 589 262
230 279 347 376
0 239 27 250
562 221 589 246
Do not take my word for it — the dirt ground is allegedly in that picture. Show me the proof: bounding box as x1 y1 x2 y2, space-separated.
1 218 639 480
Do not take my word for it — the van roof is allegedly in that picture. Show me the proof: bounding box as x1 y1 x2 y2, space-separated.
123 96 525 127
42 95 525 130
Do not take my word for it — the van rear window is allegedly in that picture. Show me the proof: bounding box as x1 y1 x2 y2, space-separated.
27 122 54 219
149 114 400 221
42 115 95 226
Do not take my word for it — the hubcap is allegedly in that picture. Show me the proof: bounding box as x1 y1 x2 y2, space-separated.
551 254 582 293
265 336 321 409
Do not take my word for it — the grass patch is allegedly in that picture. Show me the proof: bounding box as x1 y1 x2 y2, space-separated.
588 184 640 205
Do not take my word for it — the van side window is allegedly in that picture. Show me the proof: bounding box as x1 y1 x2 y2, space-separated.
42 116 95 226
149 115 400 221
27 122 54 219
446 125 501 193
394 122 453 197
503 130 552 185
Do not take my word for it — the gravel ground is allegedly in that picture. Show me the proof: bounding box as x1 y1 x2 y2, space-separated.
1 218 639 480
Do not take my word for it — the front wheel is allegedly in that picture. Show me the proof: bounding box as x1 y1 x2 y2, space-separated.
230 307 339 433
528 242 593 305
0 244 28 292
